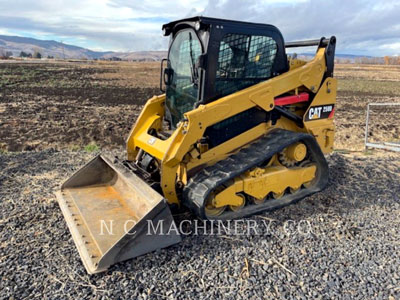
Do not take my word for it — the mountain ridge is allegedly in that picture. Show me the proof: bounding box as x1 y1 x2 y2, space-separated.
0 34 381 61
0 35 167 60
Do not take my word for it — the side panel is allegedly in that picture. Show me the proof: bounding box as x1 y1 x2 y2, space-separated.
303 78 337 153
126 94 166 161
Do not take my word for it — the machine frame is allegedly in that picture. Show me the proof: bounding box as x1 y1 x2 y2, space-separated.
126 17 336 206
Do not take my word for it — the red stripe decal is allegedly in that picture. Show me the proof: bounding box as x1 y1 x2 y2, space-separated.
328 107 335 118
274 93 309 106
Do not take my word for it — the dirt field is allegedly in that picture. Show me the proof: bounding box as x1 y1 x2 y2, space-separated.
334 64 400 150
0 60 159 151
1 61 399 152
1 60 400 299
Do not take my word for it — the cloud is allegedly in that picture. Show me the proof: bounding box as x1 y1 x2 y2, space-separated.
108 0 205 17
198 0 400 56
0 0 178 51
0 0 398 55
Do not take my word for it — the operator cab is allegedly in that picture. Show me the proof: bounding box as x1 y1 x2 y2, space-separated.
161 16 289 128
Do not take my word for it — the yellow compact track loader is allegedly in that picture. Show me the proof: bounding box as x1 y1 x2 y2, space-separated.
56 16 337 274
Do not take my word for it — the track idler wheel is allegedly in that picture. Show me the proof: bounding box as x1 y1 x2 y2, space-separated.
205 203 226 217
278 142 307 167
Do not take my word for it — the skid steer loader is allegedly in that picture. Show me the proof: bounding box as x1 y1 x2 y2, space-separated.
56 16 336 274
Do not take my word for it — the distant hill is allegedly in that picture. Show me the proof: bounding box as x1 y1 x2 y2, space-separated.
101 51 167 61
0 35 167 60
0 35 114 59
291 52 376 62
0 34 382 62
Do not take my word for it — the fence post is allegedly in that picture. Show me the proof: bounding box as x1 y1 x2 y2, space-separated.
364 103 370 150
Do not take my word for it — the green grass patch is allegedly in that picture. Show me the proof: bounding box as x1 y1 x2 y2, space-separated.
84 142 99 153
338 79 400 96
363 149 375 155
333 148 352 154
333 148 363 154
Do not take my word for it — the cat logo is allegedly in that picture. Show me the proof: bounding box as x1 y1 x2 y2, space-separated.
305 104 334 121
309 107 322 120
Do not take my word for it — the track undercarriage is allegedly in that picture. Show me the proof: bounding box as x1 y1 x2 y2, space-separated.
183 129 329 220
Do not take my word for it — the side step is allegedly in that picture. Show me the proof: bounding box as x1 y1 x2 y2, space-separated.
55 155 181 274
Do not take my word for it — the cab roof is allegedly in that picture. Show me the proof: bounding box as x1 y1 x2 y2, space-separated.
162 16 281 36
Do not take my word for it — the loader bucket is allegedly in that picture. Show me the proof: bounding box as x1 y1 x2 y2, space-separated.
55 154 181 274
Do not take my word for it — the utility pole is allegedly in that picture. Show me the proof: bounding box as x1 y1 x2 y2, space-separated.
61 40 65 60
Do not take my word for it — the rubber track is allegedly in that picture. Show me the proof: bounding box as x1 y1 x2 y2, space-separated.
183 129 329 220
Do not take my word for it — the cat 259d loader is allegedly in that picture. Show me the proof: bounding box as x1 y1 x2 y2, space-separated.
55 16 336 274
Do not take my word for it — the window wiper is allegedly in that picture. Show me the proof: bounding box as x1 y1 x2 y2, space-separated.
188 32 198 86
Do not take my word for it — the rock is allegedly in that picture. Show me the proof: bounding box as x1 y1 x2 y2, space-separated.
1 150 400 299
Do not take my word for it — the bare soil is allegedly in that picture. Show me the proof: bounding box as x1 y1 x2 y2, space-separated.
1 61 399 152
0 61 159 151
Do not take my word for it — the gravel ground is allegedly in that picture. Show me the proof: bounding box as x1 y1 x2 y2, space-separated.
1 149 400 299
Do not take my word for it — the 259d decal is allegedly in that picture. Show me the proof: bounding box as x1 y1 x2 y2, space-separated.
305 104 335 121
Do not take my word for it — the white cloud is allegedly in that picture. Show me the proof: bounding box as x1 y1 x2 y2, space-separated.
198 0 400 56
0 28 12 35
379 42 400 52
0 0 399 55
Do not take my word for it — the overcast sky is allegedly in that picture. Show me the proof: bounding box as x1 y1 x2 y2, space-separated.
0 0 399 56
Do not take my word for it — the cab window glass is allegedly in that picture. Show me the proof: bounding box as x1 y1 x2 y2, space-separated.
216 34 277 97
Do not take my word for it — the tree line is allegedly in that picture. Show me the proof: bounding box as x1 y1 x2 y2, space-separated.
336 56 400 65
0 48 54 59
19 50 45 59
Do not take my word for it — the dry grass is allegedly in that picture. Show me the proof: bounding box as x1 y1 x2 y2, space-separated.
89 61 160 88
335 64 400 81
